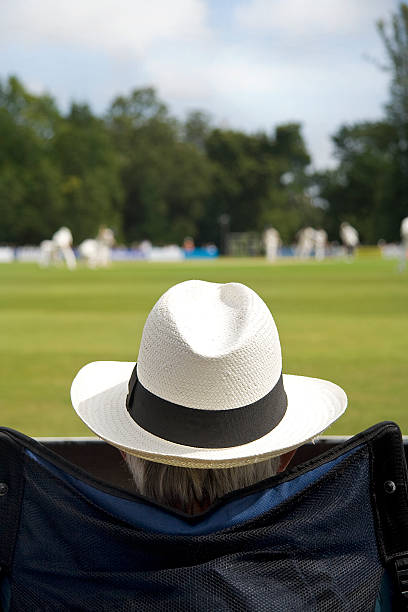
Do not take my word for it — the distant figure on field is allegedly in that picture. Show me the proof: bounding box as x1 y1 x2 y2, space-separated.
340 222 359 258
39 239 58 267
52 227 77 269
96 226 115 267
314 228 328 261
139 240 153 258
263 227 281 262
78 226 115 268
183 237 195 252
78 239 99 268
39 227 76 269
399 216 408 271
296 227 315 259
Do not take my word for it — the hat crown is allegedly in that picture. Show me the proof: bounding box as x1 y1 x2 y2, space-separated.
137 280 282 411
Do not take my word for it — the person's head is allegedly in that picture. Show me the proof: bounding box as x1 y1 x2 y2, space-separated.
122 450 295 514
71 280 347 513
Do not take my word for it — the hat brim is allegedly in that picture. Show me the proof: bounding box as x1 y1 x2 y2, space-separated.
71 361 347 468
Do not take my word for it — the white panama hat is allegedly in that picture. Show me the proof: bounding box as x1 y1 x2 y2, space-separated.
71 280 347 468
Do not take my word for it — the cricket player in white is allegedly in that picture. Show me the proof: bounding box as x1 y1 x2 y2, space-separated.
296 227 315 259
314 229 328 261
97 226 115 267
340 223 359 258
263 227 281 262
78 226 115 268
39 240 58 267
52 227 77 269
399 216 408 271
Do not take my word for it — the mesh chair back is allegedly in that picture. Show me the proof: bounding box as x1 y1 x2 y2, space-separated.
1 422 408 611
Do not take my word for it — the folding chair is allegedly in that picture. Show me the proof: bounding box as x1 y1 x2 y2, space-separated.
1 421 408 611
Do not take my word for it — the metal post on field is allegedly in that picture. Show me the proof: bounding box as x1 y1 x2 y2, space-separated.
218 214 231 255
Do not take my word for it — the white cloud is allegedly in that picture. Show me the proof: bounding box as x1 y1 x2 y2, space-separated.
25 79 48 96
144 42 387 167
0 0 393 167
235 0 393 37
1 0 210 57
150 52 274 99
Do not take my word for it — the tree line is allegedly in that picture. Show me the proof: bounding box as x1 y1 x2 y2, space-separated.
0 77 320 247
312 3 408 244
1 3 407 247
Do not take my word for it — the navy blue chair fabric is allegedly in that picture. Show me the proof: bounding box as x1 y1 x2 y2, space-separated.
0 422 408 611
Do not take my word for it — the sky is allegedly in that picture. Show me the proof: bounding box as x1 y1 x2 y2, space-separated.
0 0 400 168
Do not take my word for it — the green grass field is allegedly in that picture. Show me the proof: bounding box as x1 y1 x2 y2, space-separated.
1 256 407 437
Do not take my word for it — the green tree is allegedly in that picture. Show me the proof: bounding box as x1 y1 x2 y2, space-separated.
0 77 64 243
378 4 408 146
0 75 60 140
314 4 408 245
200 124 314 244
273 123 311 172
0 78 125 245
107 88 211 243
183 110 212 152
54 103 123 242
377 3 408 236
315 121 397 242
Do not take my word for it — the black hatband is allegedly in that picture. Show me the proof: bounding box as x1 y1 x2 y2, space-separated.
126 365 287 448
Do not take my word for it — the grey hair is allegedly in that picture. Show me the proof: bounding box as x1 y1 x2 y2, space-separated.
123 454 281 514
